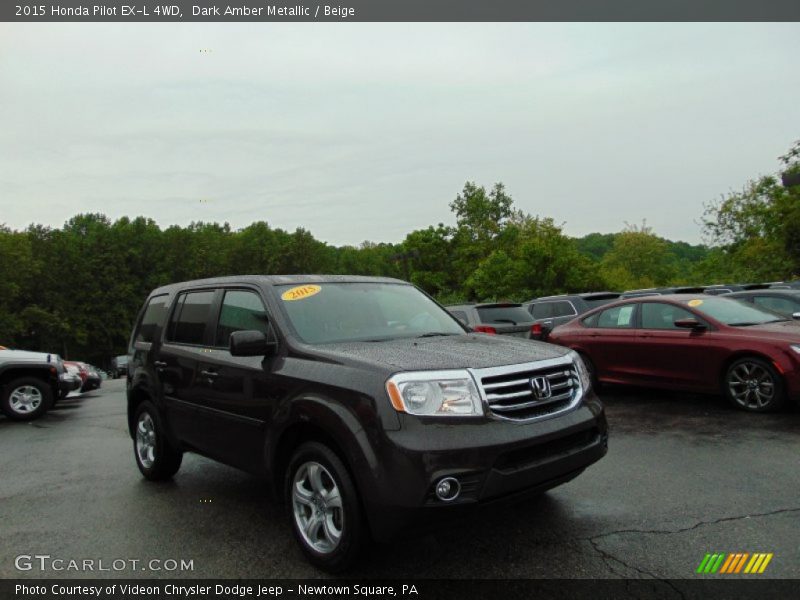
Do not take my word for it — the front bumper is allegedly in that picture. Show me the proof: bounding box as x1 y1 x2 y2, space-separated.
81 377 101 392
59 376 81 393
363 393 607 541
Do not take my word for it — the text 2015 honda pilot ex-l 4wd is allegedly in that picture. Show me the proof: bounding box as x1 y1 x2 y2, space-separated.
127 275 608 571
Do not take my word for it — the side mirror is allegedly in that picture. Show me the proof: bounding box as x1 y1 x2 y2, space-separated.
674 318 706 330
792 312 800 320
229 330 277 357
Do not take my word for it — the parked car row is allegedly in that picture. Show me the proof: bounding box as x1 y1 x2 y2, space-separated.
444 279 800 414
0 347 107 421
547 294 800 413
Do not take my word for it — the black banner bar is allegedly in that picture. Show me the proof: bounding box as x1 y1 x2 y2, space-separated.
3 579 800 600
3 0 800 22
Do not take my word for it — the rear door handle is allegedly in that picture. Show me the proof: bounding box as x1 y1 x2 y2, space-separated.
200 369 218 379
154 361 167 368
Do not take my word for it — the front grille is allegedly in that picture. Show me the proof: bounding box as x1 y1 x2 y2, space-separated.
473 359 581 421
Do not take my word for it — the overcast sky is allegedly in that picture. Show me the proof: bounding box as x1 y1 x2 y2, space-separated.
1 23 798 246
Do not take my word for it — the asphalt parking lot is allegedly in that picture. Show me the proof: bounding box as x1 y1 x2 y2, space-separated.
1 379 798 580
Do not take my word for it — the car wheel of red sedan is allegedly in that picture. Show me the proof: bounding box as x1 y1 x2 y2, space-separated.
724 358 785 412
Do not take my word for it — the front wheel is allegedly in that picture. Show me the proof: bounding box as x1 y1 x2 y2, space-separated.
724 357 785 412
285 442 368 572
1 377 53 421
133 401 182 480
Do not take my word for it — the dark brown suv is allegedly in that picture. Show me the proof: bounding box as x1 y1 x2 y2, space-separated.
127 275 608 571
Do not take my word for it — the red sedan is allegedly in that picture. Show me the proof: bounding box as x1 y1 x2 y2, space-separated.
547 295 800 412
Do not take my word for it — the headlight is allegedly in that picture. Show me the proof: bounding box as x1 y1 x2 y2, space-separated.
791 344 800 355
386 370 483 416
568 350 591 392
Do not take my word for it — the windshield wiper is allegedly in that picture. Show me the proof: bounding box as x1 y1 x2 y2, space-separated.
491 319 517 325
415 332 458 338
728 322 759 327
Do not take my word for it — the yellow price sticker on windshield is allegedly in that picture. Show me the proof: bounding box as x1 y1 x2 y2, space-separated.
281 285 321 301
688 299 703 307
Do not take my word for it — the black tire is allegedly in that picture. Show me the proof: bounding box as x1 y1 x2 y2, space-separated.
723 357 785 412
1 377 53 421
133 401 182 480
285 442 368 572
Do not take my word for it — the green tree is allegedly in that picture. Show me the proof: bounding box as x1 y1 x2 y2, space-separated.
600 222 676 290
702 140 800 280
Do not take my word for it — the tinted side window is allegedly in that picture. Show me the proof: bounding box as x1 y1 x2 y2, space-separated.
551 301 577 318
582 312 599 327
215 290 268 347
596 305 635 329
168 290 216 345
134 295 169 344
640 303 695 329
753 296 798 315
532 303 553 319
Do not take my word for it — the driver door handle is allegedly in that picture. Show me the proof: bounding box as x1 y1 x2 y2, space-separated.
200 369 218 379
154 360 167 369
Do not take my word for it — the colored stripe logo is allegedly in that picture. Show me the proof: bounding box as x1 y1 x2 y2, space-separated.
697 553 773 574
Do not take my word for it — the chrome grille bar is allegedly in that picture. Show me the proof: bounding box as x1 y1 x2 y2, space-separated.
470 356 582 422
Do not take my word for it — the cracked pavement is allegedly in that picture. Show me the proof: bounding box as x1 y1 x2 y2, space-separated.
1 380 798 579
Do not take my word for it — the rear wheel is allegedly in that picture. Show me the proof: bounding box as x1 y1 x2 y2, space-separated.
133 401 182 480
285 442 367 572
1 377 52 421
724 357 785 412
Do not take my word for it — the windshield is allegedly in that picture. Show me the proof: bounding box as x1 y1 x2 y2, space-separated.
681 297 788 326
276 282 466 344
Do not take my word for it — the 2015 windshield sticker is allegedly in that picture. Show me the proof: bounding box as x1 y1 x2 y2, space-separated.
688 299 704 307
281 285 321 301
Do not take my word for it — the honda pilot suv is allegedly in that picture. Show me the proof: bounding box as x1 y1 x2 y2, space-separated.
127 275 607 571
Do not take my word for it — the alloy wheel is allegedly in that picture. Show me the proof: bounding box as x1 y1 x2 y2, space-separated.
136 412 157 469
292 461 344 554
728 362 775 410
9 385 43 415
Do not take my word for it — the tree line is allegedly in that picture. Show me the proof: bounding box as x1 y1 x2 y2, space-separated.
1 141 797 367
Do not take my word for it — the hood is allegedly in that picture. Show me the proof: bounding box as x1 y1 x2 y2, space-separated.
740 320 800 341
0 349 53 363
304 333 569 372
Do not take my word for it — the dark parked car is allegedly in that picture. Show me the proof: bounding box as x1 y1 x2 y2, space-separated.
547 295 800 413
445 302 536 338
769 280 800 290
703 283 770 296
0 348 60 420
725 289 800 318
621 286 705 298
112 354 129 378
127 276 607 571
524 292 621 334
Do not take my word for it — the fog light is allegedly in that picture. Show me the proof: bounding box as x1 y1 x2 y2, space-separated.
435 477 461 502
